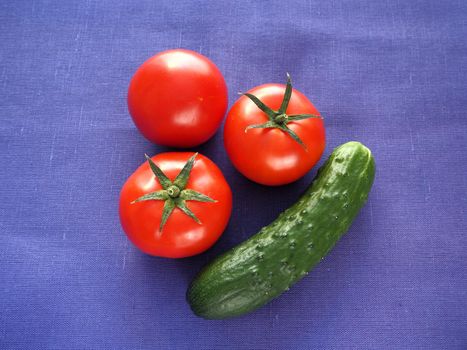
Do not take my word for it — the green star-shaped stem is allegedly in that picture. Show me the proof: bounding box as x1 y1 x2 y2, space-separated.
131 153 216 233
242 73 323 149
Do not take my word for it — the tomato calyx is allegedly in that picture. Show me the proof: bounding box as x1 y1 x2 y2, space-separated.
131 153 217 232
242 73 322 148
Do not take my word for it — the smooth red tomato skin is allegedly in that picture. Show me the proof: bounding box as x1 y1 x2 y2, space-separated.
224 84 325 186
128 49 228 148
119 153 232 258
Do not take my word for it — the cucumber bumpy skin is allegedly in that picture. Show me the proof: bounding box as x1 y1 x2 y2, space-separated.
187 141 375 319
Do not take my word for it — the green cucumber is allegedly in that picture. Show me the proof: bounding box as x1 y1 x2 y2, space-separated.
187 141 375 319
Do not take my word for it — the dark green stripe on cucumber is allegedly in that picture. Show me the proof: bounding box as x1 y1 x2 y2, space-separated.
187 141 375 319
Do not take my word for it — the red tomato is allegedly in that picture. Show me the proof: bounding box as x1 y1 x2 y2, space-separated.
128 49 228 148
119 152 232 258
224 78 325 186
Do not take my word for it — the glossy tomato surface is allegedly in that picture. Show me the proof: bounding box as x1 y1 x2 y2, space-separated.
119 153 232 258
128 49 228 147
224 84 325 186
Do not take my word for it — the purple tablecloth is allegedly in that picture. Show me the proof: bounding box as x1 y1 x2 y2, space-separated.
1 1 466 349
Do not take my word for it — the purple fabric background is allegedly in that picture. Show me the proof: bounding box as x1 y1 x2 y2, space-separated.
1 1 466 349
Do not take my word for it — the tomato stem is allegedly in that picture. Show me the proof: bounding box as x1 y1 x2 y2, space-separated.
274 113 288 124
167 185 181 198
131 153 216 232
242 73 322 148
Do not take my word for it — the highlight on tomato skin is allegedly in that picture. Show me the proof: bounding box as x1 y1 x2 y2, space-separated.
127 49 228 148
223 75 326 186
119 152 232 258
